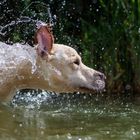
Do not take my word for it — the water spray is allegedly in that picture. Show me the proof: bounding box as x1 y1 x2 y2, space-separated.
0 1 57 36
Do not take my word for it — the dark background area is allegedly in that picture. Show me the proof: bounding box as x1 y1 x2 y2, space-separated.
0 0 140 97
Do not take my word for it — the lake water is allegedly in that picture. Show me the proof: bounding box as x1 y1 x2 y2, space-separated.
0 91 140 140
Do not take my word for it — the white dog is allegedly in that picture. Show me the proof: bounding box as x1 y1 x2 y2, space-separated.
0 23 105 101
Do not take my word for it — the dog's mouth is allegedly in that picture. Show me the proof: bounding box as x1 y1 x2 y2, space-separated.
94 79 105 91
78 80 105 93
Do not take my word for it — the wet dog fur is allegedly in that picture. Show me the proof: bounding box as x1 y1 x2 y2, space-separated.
0 23 105 101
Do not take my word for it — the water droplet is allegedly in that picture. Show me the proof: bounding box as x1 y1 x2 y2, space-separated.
138 28 140 33
67 133 72 139
106 131 110 134
96 9 99 12
19 123 23 127
101 47 104 51
41 131 44 135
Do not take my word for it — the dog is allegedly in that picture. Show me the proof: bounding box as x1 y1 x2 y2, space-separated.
0 22 105 101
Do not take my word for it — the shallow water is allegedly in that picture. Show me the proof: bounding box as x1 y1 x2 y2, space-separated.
0 91 140 140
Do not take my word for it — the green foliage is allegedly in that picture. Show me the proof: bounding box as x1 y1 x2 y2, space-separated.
80 0 140 94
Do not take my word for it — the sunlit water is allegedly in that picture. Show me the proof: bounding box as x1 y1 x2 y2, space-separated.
0 91 140 140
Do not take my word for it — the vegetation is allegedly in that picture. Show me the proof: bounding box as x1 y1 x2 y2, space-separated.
0 0 140 96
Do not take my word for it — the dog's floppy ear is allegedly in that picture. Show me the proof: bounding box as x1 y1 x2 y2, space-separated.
35 24 54 57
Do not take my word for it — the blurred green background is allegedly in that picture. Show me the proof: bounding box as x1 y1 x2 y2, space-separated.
0 0 140 97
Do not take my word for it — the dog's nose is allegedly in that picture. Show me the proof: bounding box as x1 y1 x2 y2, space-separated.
94 72 106 80
99 72 106 80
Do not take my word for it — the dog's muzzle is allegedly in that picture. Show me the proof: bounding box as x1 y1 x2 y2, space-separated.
93 72 106 91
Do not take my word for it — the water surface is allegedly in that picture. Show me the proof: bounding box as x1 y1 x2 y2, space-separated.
0 91 140 140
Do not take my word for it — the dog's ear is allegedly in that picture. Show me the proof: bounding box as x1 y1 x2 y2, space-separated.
35 25 54 57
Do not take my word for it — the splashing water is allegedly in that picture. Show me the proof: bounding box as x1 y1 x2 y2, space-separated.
11 90 55 109
14 43 37 74
0 42 37 84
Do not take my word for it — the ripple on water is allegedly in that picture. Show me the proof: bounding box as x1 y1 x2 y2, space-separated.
6 91 140 140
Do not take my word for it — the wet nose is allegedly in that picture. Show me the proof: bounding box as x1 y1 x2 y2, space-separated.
94 72 106 80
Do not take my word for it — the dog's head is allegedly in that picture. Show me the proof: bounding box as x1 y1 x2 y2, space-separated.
35 24 105 93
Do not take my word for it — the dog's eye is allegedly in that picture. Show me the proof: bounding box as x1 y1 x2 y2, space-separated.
73 59 80 65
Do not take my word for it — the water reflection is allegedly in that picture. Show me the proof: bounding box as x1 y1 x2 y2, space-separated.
0 92 140 140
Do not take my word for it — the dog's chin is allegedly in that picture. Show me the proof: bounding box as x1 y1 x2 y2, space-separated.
52 80 105 93
78 80 105 93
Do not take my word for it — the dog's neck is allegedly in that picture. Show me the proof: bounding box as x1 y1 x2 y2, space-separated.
0 45 73 101
0 48 51 101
